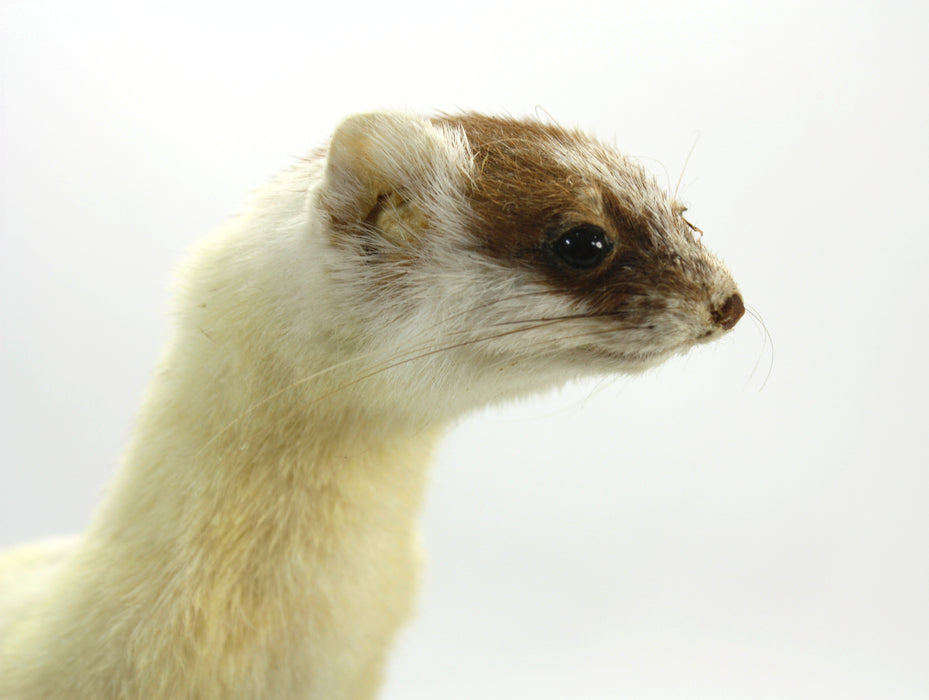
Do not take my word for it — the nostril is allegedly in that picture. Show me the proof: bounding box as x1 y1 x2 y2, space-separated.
713 292 745 331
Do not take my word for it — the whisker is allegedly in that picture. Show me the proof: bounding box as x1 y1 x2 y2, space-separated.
674 132 701 200
196 293 655 457
743 304 774 392
195 313 574 456
341 317 648 413
466 319 645 365
485 310 632 328
432 288 554 325
305 318 579 406
349 312 646 396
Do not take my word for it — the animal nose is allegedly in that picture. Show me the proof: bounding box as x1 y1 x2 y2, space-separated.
713 292 745 331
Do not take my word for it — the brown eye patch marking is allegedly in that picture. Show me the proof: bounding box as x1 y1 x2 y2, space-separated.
434 113 690 322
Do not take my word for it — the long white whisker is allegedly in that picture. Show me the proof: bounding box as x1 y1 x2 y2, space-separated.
194 301 581 456
674 132 701 200
743 305 774 391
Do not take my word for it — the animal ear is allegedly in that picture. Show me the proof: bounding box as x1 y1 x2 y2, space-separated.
320 112 450 226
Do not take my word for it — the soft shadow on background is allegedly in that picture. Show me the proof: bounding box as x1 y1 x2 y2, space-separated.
1 1 927 698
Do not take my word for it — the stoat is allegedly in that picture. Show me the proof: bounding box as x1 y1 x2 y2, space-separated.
0 112 744 699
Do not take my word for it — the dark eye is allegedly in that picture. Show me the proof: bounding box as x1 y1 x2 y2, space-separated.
552 224 612 269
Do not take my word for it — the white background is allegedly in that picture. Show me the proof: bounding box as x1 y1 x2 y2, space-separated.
1 1 927 698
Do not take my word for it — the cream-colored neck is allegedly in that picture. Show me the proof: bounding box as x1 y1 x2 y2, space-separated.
17 323 442 699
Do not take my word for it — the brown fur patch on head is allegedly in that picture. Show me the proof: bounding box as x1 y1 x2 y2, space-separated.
433 114 595 260
434 113 707 324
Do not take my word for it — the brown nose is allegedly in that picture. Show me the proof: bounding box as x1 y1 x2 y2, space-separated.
713 293 745 330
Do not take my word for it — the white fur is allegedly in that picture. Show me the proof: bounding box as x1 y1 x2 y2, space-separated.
0 112 740 699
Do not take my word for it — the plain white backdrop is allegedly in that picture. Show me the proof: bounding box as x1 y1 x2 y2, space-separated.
1 1 927 698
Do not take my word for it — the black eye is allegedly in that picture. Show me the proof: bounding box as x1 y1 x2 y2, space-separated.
552 224 612 269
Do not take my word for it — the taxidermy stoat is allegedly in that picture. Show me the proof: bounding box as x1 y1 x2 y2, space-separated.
0 112 744 699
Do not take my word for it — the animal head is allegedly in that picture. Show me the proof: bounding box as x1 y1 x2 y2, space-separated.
313 112 743 416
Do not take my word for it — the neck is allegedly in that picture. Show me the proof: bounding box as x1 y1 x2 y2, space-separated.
34 321 444 698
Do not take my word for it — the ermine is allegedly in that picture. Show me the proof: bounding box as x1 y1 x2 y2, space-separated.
0 112 744 699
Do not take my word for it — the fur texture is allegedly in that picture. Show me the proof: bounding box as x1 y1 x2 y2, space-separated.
0 112 743 699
